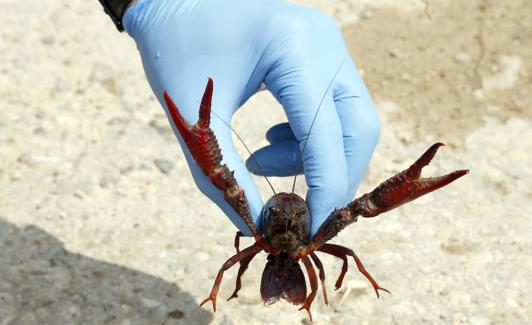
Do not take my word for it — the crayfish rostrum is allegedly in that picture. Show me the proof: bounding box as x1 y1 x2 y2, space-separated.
163 78 468 320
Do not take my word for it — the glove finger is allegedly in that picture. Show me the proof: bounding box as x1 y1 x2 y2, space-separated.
245 141 302 176
266 70 348 235
262 10 350 235
334 60 380 203
126 9 267 235
301 95 348 236
265 122 297 144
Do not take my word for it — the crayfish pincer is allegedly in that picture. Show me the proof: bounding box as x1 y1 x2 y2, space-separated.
163 78 468 320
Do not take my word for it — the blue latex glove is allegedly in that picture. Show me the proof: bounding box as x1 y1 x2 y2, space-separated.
123 0 380 236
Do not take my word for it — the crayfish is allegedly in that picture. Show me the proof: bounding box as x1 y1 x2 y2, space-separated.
163 78 468 320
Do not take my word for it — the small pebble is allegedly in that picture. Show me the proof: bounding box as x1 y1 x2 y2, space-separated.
41 35 55 45
89 62 119 94
454 52 470 63
168 308 184 319
197 252 210 262
154 159 175 175
469 315 490 325
149 119 174 138
361 9 373 19
141 298 161 309
473 89 484 99
54 77 70 92
389 48 401 58
220 314 234 325
111 319 131 325
347 279 369 295
89 62 114 84
17 153 58 167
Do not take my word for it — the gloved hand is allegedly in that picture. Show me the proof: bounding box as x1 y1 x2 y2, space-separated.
123 0 380 236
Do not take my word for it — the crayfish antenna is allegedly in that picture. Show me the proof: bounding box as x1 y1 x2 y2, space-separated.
291 60 345 194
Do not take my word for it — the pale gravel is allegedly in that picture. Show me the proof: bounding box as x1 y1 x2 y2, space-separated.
1 0 531 324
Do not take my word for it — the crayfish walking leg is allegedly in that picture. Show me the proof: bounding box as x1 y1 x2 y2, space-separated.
310 253 329 305
200 243 263 311
299 256 318 321
227 253 257 301
318 244 390 298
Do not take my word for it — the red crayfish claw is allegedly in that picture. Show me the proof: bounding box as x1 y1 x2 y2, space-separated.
163 79 217 176
164 78 265 239
360 143 469 217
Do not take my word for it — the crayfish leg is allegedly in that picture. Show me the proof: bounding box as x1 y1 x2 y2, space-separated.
200 243 263 312
310 253 328 304
299 256 318 321
227 250 259 301
318 244 390 298
233 231 244 254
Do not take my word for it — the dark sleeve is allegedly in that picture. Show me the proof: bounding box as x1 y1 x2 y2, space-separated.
97 0 134 31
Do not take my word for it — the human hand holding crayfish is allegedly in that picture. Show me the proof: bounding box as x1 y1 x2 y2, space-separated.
121 0 468 318
123 0 380 236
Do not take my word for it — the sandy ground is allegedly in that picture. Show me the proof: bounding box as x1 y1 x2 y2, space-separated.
1 0 531 324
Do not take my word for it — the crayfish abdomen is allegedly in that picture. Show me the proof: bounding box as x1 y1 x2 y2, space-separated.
261 252 307 306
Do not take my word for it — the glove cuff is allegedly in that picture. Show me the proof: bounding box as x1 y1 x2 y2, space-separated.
98 0 135 31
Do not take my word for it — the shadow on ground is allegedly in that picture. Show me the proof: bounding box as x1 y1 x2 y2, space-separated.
0 219 212 325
